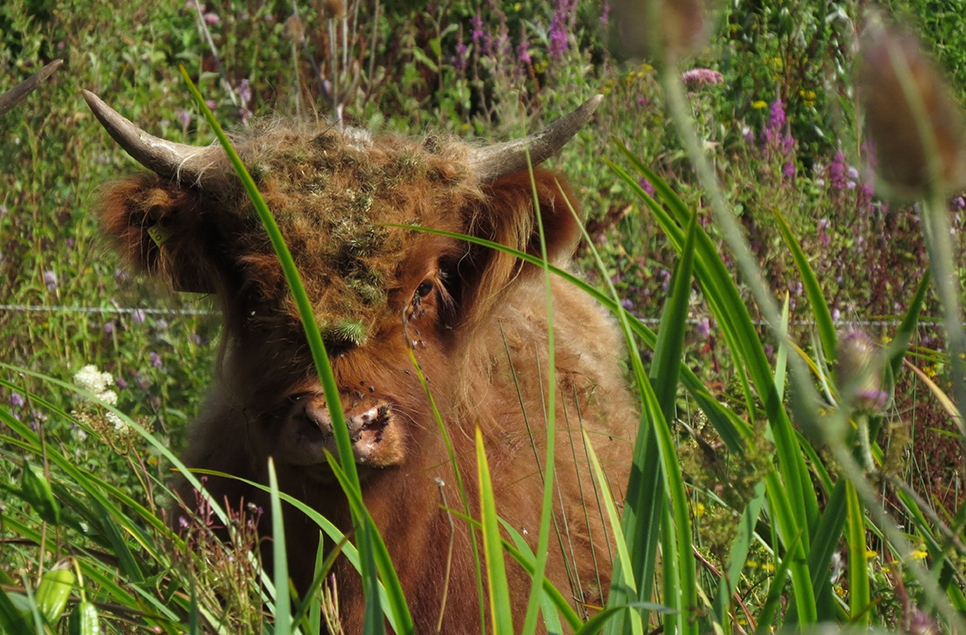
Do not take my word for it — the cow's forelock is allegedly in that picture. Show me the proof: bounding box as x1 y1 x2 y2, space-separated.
211 125 483 346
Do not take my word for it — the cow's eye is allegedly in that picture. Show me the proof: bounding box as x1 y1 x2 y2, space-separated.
416 280 434 298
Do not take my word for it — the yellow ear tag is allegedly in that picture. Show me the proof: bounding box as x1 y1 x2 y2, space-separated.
147 224 173 247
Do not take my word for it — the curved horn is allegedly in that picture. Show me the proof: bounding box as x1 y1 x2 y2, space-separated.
469 94 603 183
0 59 63 117
82 90 219 184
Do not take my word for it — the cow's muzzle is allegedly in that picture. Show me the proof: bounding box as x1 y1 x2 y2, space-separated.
280 395 406 468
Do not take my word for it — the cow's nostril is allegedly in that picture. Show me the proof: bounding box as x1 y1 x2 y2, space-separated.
304 403 331 433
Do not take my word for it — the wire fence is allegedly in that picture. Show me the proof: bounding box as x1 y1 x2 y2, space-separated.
0 304 216 316
0 303 929 327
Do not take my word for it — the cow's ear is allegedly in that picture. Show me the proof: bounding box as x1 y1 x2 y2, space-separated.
451 168 582 329
100 174 221 294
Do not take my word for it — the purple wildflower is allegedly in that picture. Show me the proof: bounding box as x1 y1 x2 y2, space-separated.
600 1 610 26
681 68 723 87
116 376 128 390
742 125 754 145
9 392 24 408
132 309 146 324
697 317 711 337
205 99 217 111
43 270 57 290
829 151 847 190
638 177 655 197
769 99 786 130
115 267 129 281
104 321 114 335
470 12 484 43
516 35 531 66
238 79 252 105
859 182 875 213
548 0 576 60
150 352 162 368
156 319 169 330
203 11 220 24
952 196 966 211
818 218 830 247
620 298 634 310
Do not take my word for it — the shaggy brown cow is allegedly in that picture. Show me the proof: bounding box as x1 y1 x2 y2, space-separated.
84 90 637 633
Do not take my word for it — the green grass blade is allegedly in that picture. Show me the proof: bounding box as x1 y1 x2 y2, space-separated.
325 455 418 635
805 478 848 621
499 521 563 634
845 481 870 627
575 603 673 635
712 480 765 627
0 586 33 635
178 67 358 490
583 430 642 635
519 151 558 635
267 459 292 635
889 270 931 378
652 210 697 419
775 295 790 401
773 209 837 364
382 224 750 451
408 350 486 632
609 150 819 590
475 428 514 635
753 530 801 635
619 210 697 632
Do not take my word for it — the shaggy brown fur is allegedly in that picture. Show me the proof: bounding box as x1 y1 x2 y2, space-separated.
100 121 637 633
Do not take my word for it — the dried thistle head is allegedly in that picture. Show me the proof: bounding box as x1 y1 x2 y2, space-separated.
836 329 889 413
857 16 966 200
609 0 710 63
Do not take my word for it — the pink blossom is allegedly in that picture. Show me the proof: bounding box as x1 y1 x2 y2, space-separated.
681 68 723 87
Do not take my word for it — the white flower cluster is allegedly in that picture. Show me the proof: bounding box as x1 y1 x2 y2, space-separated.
73 365 125 429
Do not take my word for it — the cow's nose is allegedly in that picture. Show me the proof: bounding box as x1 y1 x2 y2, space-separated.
303 401 332 433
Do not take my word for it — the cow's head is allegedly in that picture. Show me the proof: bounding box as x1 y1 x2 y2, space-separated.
87 91 600 477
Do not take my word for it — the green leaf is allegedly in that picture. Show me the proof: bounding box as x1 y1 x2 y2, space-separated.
475 429 514 635
773 208 837 364
845 481 870 627
20 462 60 525
411 46 439 72
0 587 32 635
889 270 931 378
267 459 292 635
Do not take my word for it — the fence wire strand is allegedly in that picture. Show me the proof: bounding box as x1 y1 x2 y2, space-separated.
0 304 928 327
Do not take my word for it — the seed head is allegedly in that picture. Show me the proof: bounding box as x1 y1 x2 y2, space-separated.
609 0 710 63
836 330 889 413
857 16 966 200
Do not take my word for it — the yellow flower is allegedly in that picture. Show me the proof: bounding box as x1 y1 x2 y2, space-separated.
866 550 878 559
695 502 705 517
762 562 775 572
746 560 758 568
752 100 768 109
911 549 928 560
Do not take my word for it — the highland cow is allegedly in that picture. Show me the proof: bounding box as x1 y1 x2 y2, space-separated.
84 90 637 633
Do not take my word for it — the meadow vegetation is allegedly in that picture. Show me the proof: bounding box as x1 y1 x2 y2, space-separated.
2 0 966 633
